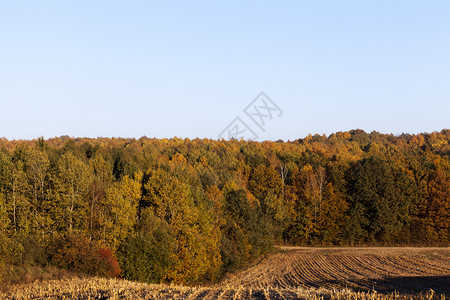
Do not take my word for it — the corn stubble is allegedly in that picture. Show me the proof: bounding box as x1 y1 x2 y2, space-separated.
2 247 449 299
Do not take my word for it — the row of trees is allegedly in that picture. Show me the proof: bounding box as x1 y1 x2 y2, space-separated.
0 130 449 284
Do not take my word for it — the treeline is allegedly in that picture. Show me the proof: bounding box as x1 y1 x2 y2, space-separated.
0 130 449 284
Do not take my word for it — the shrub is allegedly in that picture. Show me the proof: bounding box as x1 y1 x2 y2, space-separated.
48 233 120 277
99 248 121 277
10 233 47 266
0 230 9 280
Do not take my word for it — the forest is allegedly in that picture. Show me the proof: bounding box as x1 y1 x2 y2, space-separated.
0 129 449 285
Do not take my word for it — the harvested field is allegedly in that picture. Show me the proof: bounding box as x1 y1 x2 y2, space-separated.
2 247 449 299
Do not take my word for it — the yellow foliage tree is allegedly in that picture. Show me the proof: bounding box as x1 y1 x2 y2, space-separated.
102 172 142 248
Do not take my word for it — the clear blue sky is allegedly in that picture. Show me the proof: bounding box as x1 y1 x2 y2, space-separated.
1 1 449 141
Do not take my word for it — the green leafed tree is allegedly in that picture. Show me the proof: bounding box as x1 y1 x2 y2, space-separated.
348 157 416 243
54 152 91 232
25 148 51 232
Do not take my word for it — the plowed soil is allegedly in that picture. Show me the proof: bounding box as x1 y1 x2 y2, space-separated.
224 247 450 295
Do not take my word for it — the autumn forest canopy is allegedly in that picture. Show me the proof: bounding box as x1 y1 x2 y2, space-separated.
0 129 449 285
